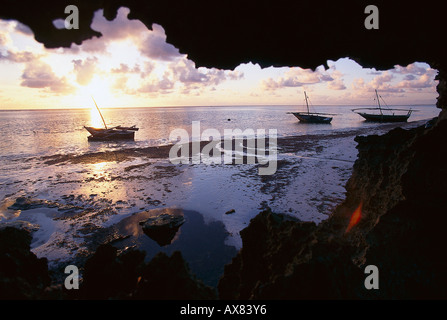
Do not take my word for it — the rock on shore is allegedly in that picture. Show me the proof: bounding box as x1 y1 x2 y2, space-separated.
0 226 215 299
80 244 215 299
0 227 51 299
218 118 447 299
139 212 185 246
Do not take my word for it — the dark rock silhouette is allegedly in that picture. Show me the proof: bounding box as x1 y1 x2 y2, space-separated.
139 213 185 246
0 227 51 299
219 119 447 299
80 244 215 299
0 227 215 299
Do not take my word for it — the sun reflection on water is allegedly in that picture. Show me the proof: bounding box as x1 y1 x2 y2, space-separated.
78 161 129 208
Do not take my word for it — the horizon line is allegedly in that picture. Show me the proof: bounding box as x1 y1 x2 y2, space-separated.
0 103 437 111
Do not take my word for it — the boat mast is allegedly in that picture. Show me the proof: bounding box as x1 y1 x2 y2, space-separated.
304 91 310 114
91 96 108 129
375 89 383 115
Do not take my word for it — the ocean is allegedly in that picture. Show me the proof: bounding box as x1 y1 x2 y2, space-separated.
0 104 439 159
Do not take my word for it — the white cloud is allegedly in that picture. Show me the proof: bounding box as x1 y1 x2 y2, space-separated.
392 63 431 75
90 7 148 42
72 57 98 86
261 65 346 91
21 60 75 94
0 50 38 63
138 73 174 94
139 24 182 61
397 73 436 90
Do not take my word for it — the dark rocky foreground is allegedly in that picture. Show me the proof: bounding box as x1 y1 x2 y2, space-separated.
218 116 447 299
0 226 216 299
1 116 446 299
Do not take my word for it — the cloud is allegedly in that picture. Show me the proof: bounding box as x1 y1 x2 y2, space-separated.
138 73 175 94
2 6 243 103
353 64 438 96
328 79 346 90
0 33 5 46
20 60 75 94
262 68 321 90
171 59 226 85
367 70 382 75
130 56 243 97
369 71 394 89
89 8 182 62
111 75 129 91
396 73 436 90
59 7 183 63
75 38 107 53
139 24 182 61
226 70 244 81
352 72 404 93
327 69 346 90
14 21 33 35
90 7 148 42
0 50 38 63
392 63 430 75
261 65 346 91
111 63 141 74
72 57 98 86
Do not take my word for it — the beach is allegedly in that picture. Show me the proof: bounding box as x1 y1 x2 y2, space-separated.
0 111 432 287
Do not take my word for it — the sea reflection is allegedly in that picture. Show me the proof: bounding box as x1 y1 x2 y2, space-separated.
109 208 237 287
77 161 129 206
115 207 184 241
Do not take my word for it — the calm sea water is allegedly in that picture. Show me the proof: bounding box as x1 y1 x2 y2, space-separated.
0 105 439 160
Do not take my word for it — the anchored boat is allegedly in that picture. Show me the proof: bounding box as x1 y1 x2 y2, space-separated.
288 91 335 124
84 97 139 141
352 90 414 122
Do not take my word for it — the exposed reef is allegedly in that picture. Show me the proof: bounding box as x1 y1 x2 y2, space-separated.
218 118 447 299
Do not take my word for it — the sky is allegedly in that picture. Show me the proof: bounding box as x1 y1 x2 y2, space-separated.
0 7 439 110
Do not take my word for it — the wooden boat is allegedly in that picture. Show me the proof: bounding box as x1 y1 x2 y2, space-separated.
352 90 414 122
288 91 335 124
84 125 139 141
84 97 139 141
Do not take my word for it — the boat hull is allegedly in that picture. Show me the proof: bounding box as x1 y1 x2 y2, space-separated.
84 126 136 141
291 113 333 124
356 112 410 122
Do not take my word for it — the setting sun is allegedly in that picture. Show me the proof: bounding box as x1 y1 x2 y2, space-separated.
79 78 116 108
